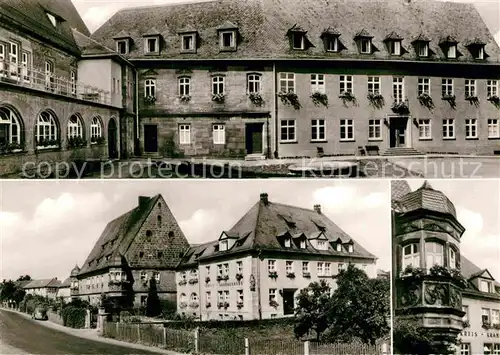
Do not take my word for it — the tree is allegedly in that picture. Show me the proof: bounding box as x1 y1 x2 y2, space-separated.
294 279 332 341
17 275 31 281
146 278 161 317
0 280 16 302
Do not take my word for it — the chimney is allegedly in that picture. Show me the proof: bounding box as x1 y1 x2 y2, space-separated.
260 193 269 205
138 196 150 209
314 204 321 214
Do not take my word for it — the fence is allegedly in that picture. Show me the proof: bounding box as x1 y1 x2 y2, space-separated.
102 322 389 355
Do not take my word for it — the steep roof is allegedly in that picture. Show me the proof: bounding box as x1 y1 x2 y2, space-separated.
72 29 116 56
79 195 162 275
91 0 500 62
59 278 71 288
0 0 89 55
179 194 376 267
461 254 500 296
23 278 61 289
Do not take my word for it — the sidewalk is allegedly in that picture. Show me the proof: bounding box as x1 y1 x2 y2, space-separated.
0 308 186 355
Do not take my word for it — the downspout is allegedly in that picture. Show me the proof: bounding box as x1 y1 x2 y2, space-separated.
272 62 278 159
257 249 262 320
135 67 140 156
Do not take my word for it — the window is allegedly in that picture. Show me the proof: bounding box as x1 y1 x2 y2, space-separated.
213 124 225 145
236 261 243 274
279 73 295 93
223 290 230 302
237 289 244 303
336 244 342 252
368 119 381 140
0 43 5 76
36 111 58 145
311 74 325 94
217 264 223 276
483 308 491 323
220 31 235 49
402 244 420 270
45 60 54 89
223 263 229 276
449 248 456 269
269 289 276 302
280 120 296 142
326 37 339 52
206 291 211 303
145 79 156 98
153 272 160 282
302 262 309 273
219 240 228 252
416 42 429 57
68 114 83 139
145 38 159 53
390 40 401 55
178 77 190 96
339 75 353 94
286 261 293 273
140 272 147 281
487 80 498 98
325 263 331 276
393 77 404 103
465 119 477 139
70 70 76 94
317 262 324 276
46 12 57 27
300 239 306 249
442 79 454 97
425 242 444 268
447 45 457 59
360 38 371 54
179 124 191 144
157 215 162 226
494 344 500 355
91 116 103 140
418 78 430 96
292 33 305 50
460 343 470 355
22 52 30 82
0 106 22 147
480 280 491 293
492 309 500 325
418 119 431 140
247 74 261 94
9 42 18 77
284 238 291 248
116 40 128 54
311 119 325 142
442 119 455 139
340 119 354 141
205 265 210 276
182 34 195 51
465 79 476 97
348 244 353 253
367 76 380 95
268 260 276 272
338 263 345 271
488 119 499 138
212 76 225 95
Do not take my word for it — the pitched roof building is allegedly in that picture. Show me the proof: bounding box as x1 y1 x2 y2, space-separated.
175 193 378 320
23 278 61 299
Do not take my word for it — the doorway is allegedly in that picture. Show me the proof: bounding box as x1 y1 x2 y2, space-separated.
245 123 263 154
389 117 408 148
283 289 296 315
144 124 158 153
108 118 118 159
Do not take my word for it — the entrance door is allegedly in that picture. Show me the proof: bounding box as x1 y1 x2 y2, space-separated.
283 289 296 315
144 124 158 153
108 118 118 159
245 123 263 154
390 117 408 148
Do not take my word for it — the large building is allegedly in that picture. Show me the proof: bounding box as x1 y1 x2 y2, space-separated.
22 278 61 300
73 194 190 307
175 193 378 321
0 0 136 177
391 181 500 354
89 0 500 159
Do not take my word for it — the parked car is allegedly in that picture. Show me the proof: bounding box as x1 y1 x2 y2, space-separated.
32 307 48 320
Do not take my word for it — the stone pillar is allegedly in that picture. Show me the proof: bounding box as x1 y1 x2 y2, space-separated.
85 309 91 329
261 122 267 156
97 307 108 335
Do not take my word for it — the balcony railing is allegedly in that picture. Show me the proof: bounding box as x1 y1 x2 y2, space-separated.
0 60 117 106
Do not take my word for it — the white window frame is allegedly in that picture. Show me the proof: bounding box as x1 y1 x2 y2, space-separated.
367 76 381 95
269 289 276 302
213 124 225 145
284 238 291 248
447 45 457 59
418 78 431 96
402 244 420 270
247 74 262 94
179 124 191 145
392 77 405 103
465 79 476 97
340 119 354 141
9 42 18 74
488 119 500 139
483 308 491 323
182 34 195 51
285 261 293 273
339 75 353 94
418 119 432 140
190 293 198 302
141 272 148 281
480 280 491 293
36 111 58 146
178 77 190 96
325 263 331 276
462 305 469 321
70 70 77 95
268 260 276 272
390 40 401 56
0 43 5 76
236 261 243 274
425 242 444 268
223 263 229 276
317 262 324 276
442 119 455 139
449 248 456 269
237 289 244 303
144 37 159 53
492 309 500 325
487 80 499 98
302 262 309 273
300 240 306 249
460 343 470 355
311 74 325 94
220 31 235 49
212 76 225 95
154 272 160 282
292 33 305 50
442 78 454 97
465 118 478 139
206 291 211 303
360 38 371 54
280 119 296 142
326 37 339 52
279 73 295 93
368 119 382 141
0 106 22 145
477 46 485 60
91 116 103 140
21 52 30 82
417 42 429 57
45 60 54 88
145 79 156 98
311 119 326 142
68 114 83 139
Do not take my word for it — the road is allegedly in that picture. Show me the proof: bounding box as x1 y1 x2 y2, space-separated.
0 310 160 354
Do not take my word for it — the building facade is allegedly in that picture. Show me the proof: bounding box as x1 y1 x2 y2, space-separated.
73 194 190 307
176 193 378 321
22 278 61 299
89 0 500 159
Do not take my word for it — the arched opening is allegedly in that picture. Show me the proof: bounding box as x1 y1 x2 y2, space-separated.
107 117 118 159
36 110 60 148
68 114 84 139
90 115 103 144
0 105 24 152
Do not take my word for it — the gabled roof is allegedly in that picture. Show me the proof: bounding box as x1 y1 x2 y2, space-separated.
59 278 71 288
321 27 341 37
385 31 403 41
354 29 373 38
440 35 458 44
391 180 412 201
216 20 238 31
143 27 162 37
113 30 132 40
178 25 198 34
412 33 431 42
91 0 499 62
23 278 60 289
461 255 500 295
79 195 162 275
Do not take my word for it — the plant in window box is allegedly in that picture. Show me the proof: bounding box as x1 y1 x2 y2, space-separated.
465 95 480 107
417 93 435 110
303 272 311 278
269 300 279 308
249 93 264 106
391 100 410 115
205 302 211 308
1 142 23 154
91 136 106 145
178 280 187 286
144 95 156 105
188 278 198 285
400 265 426 279
482 321 491 330
212 93 226 103
286 272 295 279
268 271 278 279
493 323 500 330
310 91 329 108
179 95 191 103
277 91 301 110
237 301 244 309
205 276 210 284
222 275 229 281
223 302 229 309
37 138 60 149
67 136 87 149
339 91 357 107
235 273 243 282
367 93 385 109
449 269 468 288
216 275 223 282
189 302 199 309
487 95 500 108
179 302 187 309
441 94 456 109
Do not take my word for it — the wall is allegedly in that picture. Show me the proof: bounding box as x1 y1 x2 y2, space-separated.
48 311 64 326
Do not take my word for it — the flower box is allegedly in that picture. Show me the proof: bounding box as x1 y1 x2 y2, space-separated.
310 92 329 107
0 142 24 154
179 95 191 103
286 272 296 279
339 91 357 106
442 94 457 108
302 272 311 278
212 93 226 103
190 302 199 309
269 300 279 308
188 278 198 285
367 93 385 109
91 136 106 145
487 95 500 107
36 138 60 150
205 277 210 284
417 93 435 110
249 93 264 106
465 95 480 106
144 95 156 105
178 280 187 286
482 321 491 330
237 302 244 309
277 91 301 110
391 101 410 115
268 271 278 279
236 273 243 281
179 302 187 309
67 136 87 149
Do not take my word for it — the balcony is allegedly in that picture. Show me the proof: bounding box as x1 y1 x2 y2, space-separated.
0 60 118 107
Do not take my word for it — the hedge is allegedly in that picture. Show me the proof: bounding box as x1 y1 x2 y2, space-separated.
61 306 86 328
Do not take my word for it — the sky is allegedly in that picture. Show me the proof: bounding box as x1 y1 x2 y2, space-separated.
0 180 390 282
72 0 500 45
406 180 500 280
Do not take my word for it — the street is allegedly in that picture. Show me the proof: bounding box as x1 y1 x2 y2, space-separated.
0 310 160 354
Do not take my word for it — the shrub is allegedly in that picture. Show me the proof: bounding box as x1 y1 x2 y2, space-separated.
61 306 86 328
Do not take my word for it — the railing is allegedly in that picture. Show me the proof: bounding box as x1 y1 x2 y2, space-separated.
0 59 118 106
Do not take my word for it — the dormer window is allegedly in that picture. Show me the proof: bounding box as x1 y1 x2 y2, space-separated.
221 32 235 48
284 238 291 248
336 244 342 252
440 36 458 59
447 45 456 59
360 38 371 54
412 35 431 58
287 24 312 51
321 27 343 53
480 280 492 293
219 240 228 251
348 244 353 253
145 37 159 54
466 39 487 60
116 40 128 54
300 240 306 249
354 29 374 54
217 21 238 52
390 41 401 55
326 37 338 52
293 33 305 50
384 32 403 56
178 27 198 54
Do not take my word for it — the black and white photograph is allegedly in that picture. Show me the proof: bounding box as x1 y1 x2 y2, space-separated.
391 179 500 355
1 180 390 354
0 0 498 179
